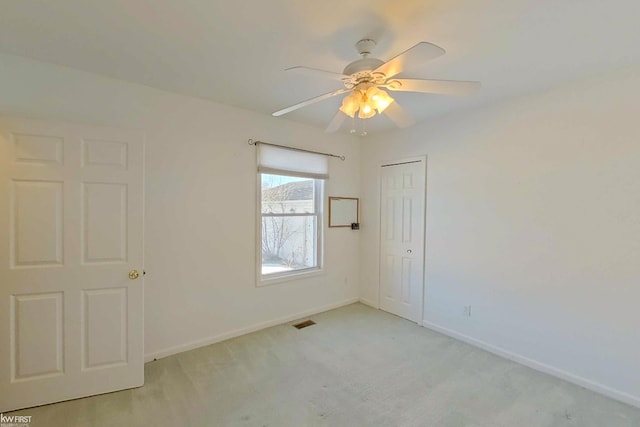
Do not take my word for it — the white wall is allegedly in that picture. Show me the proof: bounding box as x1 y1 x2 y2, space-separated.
0 53 361 360
361 64 640 406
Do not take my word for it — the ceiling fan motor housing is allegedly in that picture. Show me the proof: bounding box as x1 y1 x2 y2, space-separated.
343 39 385 77
343 57 385 76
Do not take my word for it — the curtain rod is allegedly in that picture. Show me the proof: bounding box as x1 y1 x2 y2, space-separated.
248 139 345 161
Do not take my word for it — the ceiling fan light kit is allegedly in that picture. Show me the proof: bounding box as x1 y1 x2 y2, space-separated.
273 38 481 134
339 84 395 119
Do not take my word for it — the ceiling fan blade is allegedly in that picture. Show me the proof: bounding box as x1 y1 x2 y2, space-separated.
375 42 446 79
272 88 350 117
325 111 347 133
388 78 481 96
384 102 416 129
286 66 347 81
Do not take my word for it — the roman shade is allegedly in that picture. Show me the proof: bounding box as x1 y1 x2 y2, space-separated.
257 143 329 180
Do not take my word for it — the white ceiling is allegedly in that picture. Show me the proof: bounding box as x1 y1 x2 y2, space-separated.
1 1 639 133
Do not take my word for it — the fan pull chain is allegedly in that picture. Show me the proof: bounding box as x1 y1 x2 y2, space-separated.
350 117 356 134
361 118 367 136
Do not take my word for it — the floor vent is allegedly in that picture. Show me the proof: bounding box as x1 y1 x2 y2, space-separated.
293 320 316 329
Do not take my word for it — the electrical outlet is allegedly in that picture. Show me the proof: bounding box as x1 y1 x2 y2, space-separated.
463 305 472 317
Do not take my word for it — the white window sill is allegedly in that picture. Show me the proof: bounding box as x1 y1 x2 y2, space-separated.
257 268 324 287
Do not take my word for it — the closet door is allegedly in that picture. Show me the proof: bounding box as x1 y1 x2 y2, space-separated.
379 157 426 323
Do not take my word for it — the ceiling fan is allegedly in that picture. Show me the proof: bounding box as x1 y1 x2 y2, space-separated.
272 39 481 134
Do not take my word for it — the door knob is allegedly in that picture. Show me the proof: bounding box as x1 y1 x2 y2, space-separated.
128 270 140 280
407 249 412 254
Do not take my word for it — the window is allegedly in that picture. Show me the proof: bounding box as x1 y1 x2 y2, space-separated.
260 174 322 278
256 143 328 283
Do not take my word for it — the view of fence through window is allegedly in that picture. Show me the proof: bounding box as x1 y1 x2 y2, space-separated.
261 174 320 276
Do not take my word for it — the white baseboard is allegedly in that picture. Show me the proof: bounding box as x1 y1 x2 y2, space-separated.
358 297 378 309
423 320 640 409
144 297 359 362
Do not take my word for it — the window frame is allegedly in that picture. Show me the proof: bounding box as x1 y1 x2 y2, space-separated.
256 173 324 286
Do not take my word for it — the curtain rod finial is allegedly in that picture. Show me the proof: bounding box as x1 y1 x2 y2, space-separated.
248 139 256 146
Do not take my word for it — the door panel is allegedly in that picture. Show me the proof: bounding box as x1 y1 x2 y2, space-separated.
11 292 64 381
82 183 128 263
82 288 127 369
0 116 145 412
401 257 412 304
11 180 64 267
82 139 128 170
379 159 426 323
14 133 63 165
402 197 413 242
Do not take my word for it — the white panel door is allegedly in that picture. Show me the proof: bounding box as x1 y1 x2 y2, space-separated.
0 116 145 412
379 158 426 323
